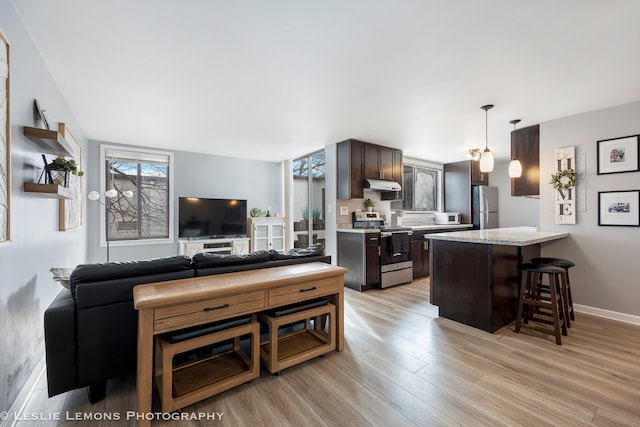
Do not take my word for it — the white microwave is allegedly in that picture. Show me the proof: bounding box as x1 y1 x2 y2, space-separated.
435 212 461 224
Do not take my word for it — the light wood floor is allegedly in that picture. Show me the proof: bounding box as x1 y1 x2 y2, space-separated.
19 278 640 426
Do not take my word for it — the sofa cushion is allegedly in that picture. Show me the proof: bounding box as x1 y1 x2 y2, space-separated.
70 255 194 305
190 250 270 269
268 243 324 260
71 256 192 287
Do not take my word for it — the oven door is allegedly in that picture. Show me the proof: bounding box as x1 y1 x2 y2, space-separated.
380 231 412 264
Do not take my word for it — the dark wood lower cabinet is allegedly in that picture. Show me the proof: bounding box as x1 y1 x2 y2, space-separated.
411 231 430 279
337 232 380 291
430 239 539 333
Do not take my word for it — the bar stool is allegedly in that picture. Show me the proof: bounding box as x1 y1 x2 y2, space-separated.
516 263 568 345
531 257 575 325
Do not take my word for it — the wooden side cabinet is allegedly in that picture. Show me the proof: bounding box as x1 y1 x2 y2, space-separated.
511 124 540 197
248 217 285 252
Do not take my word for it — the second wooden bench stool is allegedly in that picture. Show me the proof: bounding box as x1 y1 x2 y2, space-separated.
258 298 335 375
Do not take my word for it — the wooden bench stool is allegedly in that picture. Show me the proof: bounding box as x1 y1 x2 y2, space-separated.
531 257 575 326
258 298 335 375
155 314 260 412
516 263 568 345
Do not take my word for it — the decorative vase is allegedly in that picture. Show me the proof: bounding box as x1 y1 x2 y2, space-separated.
366 207 373 212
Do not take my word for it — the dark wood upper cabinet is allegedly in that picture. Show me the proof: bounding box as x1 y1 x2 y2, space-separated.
511 124 540 197
337 139 365 199
337 139 403 199
470 159 489 186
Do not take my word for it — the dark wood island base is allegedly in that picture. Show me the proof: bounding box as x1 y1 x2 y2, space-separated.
428 228 569 333
430 240 539 332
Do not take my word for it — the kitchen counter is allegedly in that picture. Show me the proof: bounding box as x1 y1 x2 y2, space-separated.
337 224 473 234
427 226 568 246
429 227 570 333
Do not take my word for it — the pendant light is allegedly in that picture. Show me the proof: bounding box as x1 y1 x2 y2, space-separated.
479 104 494 173
508 119 522 178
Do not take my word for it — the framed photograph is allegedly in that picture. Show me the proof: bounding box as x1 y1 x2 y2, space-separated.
598 190 640 227
597 135 639 175
58 123 83 231
0 27 10 244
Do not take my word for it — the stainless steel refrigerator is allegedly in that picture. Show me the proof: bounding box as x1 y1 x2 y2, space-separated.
472 186 499 229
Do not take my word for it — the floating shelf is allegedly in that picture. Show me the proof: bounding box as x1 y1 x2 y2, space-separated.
23 126 73 157
24 183 74 199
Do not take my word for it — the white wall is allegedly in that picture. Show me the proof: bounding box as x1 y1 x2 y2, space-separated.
539 101 640 317
491 160 539 228
85 141 282 262
0 3 86 413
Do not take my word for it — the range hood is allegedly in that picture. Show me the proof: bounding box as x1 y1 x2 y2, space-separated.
364 178 402 192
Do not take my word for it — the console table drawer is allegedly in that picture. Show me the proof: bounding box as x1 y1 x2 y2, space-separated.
268 277 340 307
154 291 266 333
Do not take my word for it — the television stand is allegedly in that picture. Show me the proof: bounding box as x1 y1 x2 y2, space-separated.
178 237 250 257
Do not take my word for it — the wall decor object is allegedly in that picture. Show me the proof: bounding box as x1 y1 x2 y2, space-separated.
34 98 50 130
598 190 640 227
552 147 576 224
597 135 639 175
0 28 10 244
58 123 83 231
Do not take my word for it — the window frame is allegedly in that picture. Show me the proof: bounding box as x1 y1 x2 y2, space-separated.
99 144 175 247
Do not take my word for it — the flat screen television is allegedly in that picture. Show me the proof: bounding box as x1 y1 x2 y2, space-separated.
178 197 247 239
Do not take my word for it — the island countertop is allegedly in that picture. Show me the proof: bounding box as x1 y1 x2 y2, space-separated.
427 226 569 246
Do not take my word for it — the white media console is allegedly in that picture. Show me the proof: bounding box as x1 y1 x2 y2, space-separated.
178 237 250 257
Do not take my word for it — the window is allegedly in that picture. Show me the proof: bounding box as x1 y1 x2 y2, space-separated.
101 145 174 243
394 164 438 211
292 150 325 249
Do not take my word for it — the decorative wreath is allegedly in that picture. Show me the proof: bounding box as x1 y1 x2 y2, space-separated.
549 168 577 190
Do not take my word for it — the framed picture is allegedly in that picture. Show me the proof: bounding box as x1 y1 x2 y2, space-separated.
58 123 83 231
598 190 640 227
597 135 639 175
0 27 10 244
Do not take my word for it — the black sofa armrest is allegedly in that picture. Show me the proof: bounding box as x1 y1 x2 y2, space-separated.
44 289 78 397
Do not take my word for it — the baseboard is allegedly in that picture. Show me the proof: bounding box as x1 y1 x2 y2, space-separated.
574 304 640 326
1 359 45 427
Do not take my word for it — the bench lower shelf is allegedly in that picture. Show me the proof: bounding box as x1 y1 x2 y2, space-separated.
172 349 250 397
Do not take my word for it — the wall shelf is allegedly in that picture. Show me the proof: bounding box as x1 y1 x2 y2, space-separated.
24 183 74 199
23 126 73 157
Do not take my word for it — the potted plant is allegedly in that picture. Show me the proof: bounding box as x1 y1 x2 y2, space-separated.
51 157 84 176
42 157 84 187
363 198 376 212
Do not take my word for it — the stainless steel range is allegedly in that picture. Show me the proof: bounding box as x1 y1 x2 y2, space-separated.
352 212 414 288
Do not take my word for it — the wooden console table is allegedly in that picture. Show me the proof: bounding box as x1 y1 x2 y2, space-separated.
133 262 347 426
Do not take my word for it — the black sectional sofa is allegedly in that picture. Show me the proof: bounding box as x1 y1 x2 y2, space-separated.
44 245 330 403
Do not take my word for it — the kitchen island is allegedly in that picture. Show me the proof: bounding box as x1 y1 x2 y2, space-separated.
428 227 568 333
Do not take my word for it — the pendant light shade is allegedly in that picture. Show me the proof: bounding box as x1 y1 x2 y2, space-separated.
508 119 522 178
508 159 522 178
479 104 494 173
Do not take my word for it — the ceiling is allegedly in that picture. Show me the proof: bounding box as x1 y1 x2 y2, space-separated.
12 0 640 164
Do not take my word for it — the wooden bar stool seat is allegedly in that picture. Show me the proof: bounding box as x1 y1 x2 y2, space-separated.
516 263 568 345
531 257 575 324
